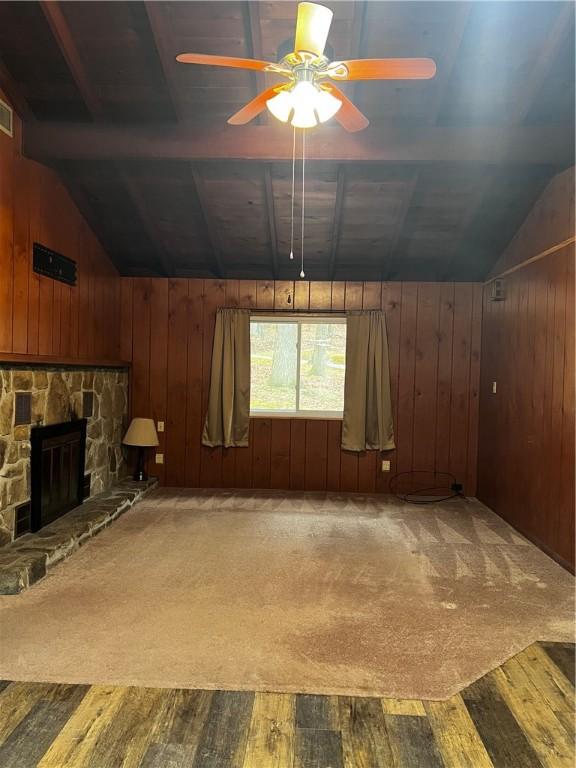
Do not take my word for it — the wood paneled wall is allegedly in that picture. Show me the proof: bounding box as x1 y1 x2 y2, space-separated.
121 278 482 495
0 98 121 361
478 168 575 570
488 167 575 278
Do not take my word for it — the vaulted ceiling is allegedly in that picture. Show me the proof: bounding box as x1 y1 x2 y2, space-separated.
0 1 574 280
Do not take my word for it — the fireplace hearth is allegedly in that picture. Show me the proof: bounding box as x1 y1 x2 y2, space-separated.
30 419 87 532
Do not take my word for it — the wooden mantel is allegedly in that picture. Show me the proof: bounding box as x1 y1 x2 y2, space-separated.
0 353 130 368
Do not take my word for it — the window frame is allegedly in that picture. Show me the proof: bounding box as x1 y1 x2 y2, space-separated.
249 314 347 420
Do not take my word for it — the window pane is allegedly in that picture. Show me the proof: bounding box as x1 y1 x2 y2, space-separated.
250 321 297 412
299 322 346 412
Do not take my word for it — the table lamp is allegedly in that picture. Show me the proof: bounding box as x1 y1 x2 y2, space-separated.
122 417 159 481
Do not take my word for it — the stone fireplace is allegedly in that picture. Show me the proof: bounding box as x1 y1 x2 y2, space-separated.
0 366 129 544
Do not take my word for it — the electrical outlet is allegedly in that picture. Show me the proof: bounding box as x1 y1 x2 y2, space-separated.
157 421 165 432
155 453 164 464
381 460 391 472
492 381 497 394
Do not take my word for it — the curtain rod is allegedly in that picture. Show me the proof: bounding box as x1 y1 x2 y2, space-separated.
220 307 382 313
220 307 348 315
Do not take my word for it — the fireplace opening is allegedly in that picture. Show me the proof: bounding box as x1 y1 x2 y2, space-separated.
30 419 87 532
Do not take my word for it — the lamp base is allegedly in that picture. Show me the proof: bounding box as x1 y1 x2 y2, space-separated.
133 446 148 482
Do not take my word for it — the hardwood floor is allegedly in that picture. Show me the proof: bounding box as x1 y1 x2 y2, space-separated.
0 642 573 767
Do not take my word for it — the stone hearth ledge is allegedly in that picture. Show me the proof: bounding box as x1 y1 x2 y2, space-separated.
0 478 157 594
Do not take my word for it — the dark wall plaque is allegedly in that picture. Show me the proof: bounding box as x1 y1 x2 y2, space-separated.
33 242 77 286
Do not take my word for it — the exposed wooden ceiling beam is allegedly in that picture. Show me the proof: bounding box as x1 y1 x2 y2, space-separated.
348 1 367 105
24 122 573 166
427 2 472 125
242 0 266 100
381 173 419 280
328 167 346 279
325 3 364 279
144 1 182 122
189 165 225 278
0 56 34 122
509 3 575 124
263 166 279 278
40 1 103 119
439 171 495 279
118 169 172 277
57 167 118 260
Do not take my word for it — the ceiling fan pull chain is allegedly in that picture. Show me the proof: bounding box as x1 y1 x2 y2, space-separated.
289 125 296 261
300 128 306 279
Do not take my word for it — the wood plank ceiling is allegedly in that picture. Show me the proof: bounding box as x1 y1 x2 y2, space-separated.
0 1 574 280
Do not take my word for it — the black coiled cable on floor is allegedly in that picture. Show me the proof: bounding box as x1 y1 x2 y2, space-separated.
389 470 464 504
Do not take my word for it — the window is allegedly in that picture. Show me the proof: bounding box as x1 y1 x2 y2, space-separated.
250 316 346 418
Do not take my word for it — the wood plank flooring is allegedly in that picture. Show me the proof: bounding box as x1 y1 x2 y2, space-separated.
0 642 573 767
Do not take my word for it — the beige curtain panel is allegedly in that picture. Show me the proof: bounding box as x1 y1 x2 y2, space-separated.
202 308 251 448
342 310 395 452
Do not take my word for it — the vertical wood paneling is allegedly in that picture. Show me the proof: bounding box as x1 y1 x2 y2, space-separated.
412 284 440 480
435 284 455 479
11 156 29 353
290 420 306 491
123 278 483 500
396 283 418 478
378 282 402 493
305 421 328 491
148 279 169 485
478 245 574 570
119 278 134 363
38 275 54 356
0 107 122 364
448 283 474 488
185 279 204 487
270 419 291 489
0 130 14 352
131 279 151 419
165 280 189 486
252 418 272 489
466 285 483 494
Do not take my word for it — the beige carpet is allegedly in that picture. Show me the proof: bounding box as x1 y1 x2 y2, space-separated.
0 489 573 700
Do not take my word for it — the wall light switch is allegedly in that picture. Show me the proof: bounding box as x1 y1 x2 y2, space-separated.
381 460 391 472
157 421 165 432
155 453 164 464
492 381 497 394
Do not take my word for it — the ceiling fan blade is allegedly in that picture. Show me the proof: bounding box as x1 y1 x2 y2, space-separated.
324 85 369 132
227 86 283 125
338 58 437 80
176 53 271 72
294 2 333 57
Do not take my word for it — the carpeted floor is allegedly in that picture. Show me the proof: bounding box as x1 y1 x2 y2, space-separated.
0 489 573 700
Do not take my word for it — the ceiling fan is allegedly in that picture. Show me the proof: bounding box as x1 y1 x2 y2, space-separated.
176 2 436 132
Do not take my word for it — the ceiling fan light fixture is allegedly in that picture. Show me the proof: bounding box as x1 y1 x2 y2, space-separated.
290 81 319 127
315 88 342 122
291 105 317 128
266 90 293 122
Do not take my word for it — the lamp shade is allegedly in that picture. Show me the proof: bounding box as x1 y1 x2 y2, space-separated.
123 417 159 447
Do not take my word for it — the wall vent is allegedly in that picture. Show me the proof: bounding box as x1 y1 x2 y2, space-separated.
0 97 13 138
82 391 94 418
15 392 31 426
83 473 92 500
15 502 31 537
